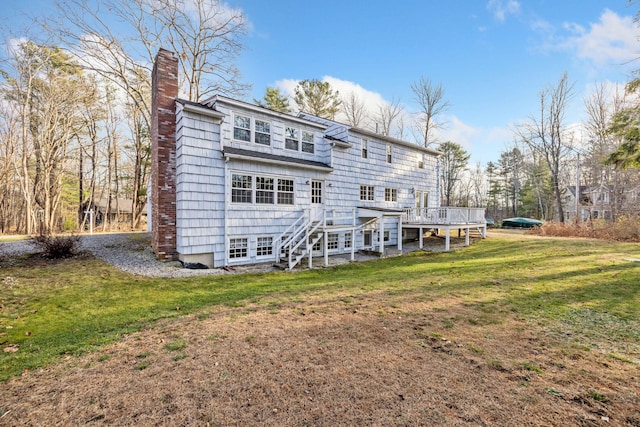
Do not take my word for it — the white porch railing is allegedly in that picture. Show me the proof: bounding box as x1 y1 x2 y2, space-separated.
402 207 486 225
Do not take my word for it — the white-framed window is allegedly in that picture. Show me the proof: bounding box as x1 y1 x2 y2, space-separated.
362 139 368 159
229 237 248 259
418 153 424 169
285 127 314 153
311 180 323 204
301 131 315 153
360 185 374 201
233 113 271 146
233 114 251 142
327 233 339 250
344 232 352 249
386 144 392 163
257 236 273 257
384 230 390 242
285 127 299 150
277 179 294 205
231 173 294 205
254 119 271 145
385 188 397 202
231 174 252 203
255 176 274 204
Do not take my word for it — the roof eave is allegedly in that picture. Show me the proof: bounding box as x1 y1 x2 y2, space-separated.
351 127 442 156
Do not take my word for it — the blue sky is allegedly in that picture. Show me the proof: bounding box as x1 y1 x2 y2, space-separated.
234 0 640 164
3 0 640 165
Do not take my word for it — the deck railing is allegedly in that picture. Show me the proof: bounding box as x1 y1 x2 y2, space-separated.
402 207 486 225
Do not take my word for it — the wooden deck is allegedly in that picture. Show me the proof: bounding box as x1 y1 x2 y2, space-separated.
402 207 487 251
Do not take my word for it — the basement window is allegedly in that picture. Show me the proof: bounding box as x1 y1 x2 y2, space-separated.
256 236 273 257
229 238 248 259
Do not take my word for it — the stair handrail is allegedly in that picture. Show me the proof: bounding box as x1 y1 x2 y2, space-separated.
274 211 307 259
290 214 323 255
286 210 325 269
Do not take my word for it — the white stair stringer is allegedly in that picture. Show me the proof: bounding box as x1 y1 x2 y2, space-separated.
276 212 325 270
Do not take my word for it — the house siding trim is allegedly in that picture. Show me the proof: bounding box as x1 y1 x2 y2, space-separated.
222 147 333 172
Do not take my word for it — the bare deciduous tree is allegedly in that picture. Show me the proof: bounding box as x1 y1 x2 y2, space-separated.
147 0 249 101
411 76 450 148
341 91 368 128
52 0 249 104
1 40 55 234
515 72 575 222
375 97 403 137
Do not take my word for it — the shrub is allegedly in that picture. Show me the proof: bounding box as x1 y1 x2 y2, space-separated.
32 234 81 259
529 216 640 241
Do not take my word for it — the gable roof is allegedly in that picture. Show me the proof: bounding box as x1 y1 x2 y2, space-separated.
297 112 441 157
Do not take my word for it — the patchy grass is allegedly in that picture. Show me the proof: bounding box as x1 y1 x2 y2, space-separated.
1 237 638 382
0 236 639 425
164 339 187 352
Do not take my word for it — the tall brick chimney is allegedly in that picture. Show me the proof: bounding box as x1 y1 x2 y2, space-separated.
150 49 178 261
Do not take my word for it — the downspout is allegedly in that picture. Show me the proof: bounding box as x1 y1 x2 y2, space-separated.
435 156 441 207
223 156 229 267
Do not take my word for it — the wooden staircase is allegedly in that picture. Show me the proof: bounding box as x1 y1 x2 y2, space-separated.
274 213 324 270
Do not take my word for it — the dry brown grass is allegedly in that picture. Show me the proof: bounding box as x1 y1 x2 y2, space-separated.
1 291 638 426
529 217 640 241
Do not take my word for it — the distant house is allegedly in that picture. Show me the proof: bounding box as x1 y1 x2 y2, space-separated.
563 185 591 222
564 183 640 222
148 49 486 269
81 197 146 229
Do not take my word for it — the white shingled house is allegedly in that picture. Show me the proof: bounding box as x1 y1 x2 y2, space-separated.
149 49 486 269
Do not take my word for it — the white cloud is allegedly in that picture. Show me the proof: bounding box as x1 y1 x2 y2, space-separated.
275 76 396 125
275 77 510 165
487 0 520 23
436 115 482 152
563 9 639 66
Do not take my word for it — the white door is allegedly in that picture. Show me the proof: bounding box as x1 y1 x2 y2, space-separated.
310 179 324 220
415 191 429 221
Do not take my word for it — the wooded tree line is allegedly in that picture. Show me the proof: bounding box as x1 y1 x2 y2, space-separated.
2 0 640 234
0 0 247 234
444 76 640 222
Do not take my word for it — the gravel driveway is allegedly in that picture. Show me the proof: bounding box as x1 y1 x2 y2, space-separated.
1 232 472 277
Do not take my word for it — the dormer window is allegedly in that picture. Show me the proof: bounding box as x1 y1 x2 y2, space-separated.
233 114 251 142
301 131 315 153
255 120 271 145
233 113 271 146
285 127 314 153
285 127 299 150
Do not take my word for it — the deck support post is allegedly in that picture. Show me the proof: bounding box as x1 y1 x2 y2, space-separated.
445 228 450 251
323 231 328 267
419 226 423 249
351 227 355 261
465 228 470 246
379 219 385 255
308 232 313 270
397 219 402 252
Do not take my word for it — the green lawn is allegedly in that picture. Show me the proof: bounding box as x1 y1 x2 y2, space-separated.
1 236 639 381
